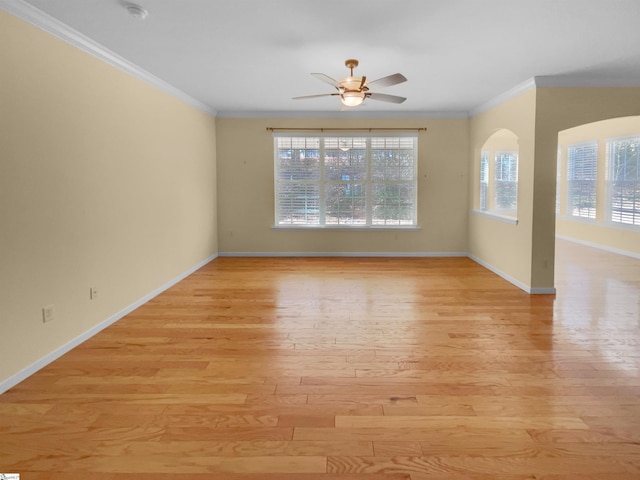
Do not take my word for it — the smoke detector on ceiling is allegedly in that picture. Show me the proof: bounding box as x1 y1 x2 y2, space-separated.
125 3 148 21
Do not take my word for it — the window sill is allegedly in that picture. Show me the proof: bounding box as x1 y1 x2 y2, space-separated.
272 225 421 231
559 215 640 232
558 215 598 225
472 210 518 225
606 221 640 232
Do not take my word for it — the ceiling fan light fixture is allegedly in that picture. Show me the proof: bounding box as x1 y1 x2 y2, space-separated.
340 90 365 107
294 59 407 108
340 76 363 91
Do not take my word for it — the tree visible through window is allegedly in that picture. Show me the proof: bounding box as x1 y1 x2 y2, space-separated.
494 151 518 213
479 151 489 211
275 135 417 227
567 142 598 219
608 136 640 226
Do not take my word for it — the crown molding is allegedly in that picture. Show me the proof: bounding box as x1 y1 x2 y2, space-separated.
5 0 638 121
469 75 640 117
534 75 640 88
215 109 469 119
1 0 217 117
469 77 537 117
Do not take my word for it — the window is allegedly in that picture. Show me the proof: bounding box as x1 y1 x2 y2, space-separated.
567 142 598 219
494 151 518 213
608 135 640 226
275 134 417 227
475 130 519 222
479 151 489 211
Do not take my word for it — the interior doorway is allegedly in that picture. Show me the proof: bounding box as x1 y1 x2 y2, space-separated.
554 116 640 292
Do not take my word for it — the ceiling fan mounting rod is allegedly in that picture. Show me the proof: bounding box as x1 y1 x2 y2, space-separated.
345 58 359 76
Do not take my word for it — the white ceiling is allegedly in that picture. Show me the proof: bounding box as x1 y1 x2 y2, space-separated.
7 0 640 116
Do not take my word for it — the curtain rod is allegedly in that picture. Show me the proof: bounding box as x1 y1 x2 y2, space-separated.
266 127 427 132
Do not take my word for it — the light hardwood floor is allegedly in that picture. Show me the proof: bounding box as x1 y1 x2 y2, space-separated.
1 238 639 479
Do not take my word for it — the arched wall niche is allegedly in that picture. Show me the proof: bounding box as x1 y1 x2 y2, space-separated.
477 129 520 216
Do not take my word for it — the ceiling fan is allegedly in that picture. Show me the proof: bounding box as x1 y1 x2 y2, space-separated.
293 59 407 108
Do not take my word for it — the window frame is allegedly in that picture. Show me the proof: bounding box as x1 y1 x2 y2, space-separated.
566 141 598 221
273 133 418 229
493 150 519 216
479 151 489 211
606 135 640 228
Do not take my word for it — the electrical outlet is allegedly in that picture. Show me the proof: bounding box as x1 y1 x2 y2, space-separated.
90 287 99 300
42 305 55 323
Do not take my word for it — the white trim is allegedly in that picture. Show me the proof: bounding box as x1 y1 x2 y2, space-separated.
216 110 469 119
469 75 640 118
1 247 565 394
556 235 640 260
535 75 640 88
218 251 467 257
0 0 217 117
469 78 537 117
469 254 555 295
0 253 218 394
218 251 556 294
558 214 599 226
3 0 639 122
471 209 519 225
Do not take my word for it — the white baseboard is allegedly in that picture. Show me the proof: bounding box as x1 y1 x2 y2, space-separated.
220 251 556 293
2 249 560 393
221 251 557 293
468 254 556 295
556 235 640 260
0 254 217 395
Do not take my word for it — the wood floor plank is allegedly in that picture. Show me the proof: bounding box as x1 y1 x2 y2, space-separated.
325 455 635 475
98 475 412 480
92 439 373 457
2 240 640 478
334 415 590 430
293 426 533 443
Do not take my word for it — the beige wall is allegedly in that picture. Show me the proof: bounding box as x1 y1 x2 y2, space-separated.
533 88 640 288
469 87 640 291
556 116 640 256
3 8 639 389
216 117 469 254
0 12 218 385
469 89 537 290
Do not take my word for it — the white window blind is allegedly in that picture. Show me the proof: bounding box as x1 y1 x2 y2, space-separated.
567 142 598 219
494 151 518 212
274 134 417 227
479 151 489 211
608 136 640 226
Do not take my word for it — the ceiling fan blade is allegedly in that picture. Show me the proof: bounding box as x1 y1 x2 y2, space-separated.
367 92 407 104
311 73 342 89
367 73 407 89
292 93 339 100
